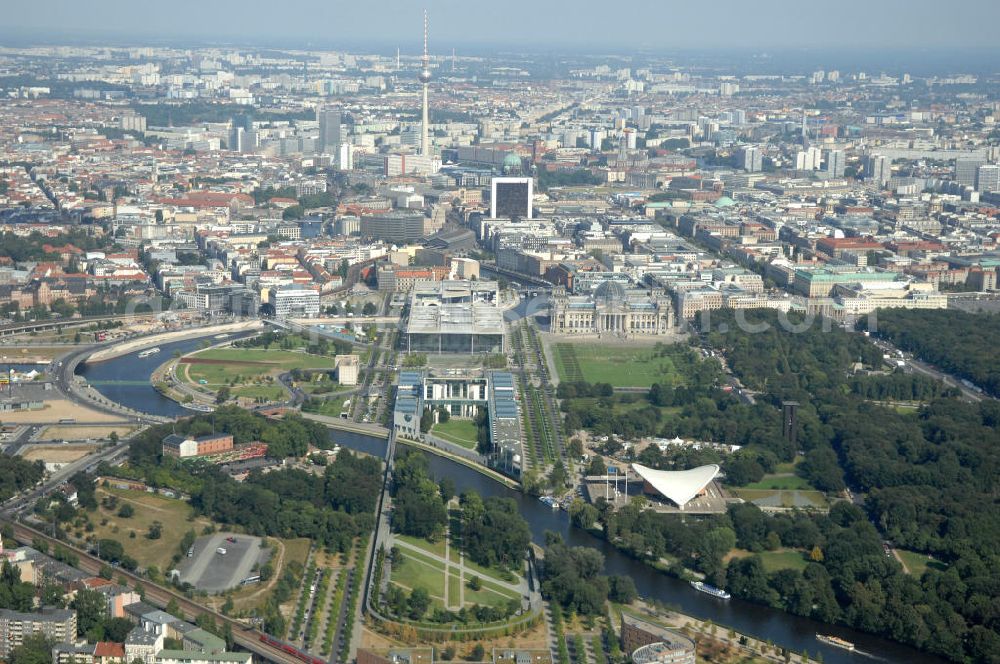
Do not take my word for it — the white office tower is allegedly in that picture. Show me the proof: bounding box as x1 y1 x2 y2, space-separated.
828 70 840 82
977 164 1000 193
228 126 245 152
826 149 846 177
418 10 432 158
733 109 747 125
590 129 606 151
318 107 341 154
866 154 890 186
741 146 762 173
338 143 354 171
956 157 986 187
795 147 822 171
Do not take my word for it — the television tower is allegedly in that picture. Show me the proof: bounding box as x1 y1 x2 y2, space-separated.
419 10 432 158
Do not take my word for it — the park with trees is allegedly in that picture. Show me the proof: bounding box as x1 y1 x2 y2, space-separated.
566 310 1000 662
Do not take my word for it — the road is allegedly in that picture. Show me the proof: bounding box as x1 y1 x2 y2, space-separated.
867 335 988 402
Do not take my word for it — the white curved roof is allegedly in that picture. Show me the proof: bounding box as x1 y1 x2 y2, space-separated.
631 463 721 507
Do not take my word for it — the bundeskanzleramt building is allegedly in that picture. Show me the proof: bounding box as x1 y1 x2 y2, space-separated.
393 369 523 475
548 282 673 336
0 607 77 658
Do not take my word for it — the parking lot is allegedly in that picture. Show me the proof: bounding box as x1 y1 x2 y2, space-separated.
175 532 270 593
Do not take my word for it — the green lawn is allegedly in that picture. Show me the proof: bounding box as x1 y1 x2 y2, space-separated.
391 543 520 612
396 534 447 559
730 488 829 509
465 581 519 609
759 549 809 573
554 343 681 388
302 395 350 418
461 556 518 586
184 348 335 387
431 419 480 449
448 570 461 607
727 549 809 573
743 474 816 491
391 548 446 600
896 549 945 576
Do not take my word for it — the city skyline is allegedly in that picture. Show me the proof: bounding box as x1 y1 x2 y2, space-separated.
2 0 1000 51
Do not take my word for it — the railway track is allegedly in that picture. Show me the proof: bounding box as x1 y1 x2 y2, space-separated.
4 519 303 664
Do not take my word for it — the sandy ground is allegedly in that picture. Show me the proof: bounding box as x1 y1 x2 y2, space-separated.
22 444 98 463
0 399 126 424
0 345 73 361
40 425 135 440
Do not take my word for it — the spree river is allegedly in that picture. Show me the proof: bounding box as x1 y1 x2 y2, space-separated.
80 336 944 664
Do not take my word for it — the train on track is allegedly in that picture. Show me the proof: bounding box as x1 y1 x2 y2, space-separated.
259 634 326 664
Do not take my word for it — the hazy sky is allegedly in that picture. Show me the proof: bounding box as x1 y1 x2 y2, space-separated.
2 0 999 52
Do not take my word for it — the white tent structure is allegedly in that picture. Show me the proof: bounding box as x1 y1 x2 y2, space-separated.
631 463 721 508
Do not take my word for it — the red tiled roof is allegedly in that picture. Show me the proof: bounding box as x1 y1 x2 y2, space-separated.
95 642 126 657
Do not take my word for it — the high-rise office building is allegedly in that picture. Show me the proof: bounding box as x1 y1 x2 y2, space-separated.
977 164 1000 193
741 146 762 173
228 126 245 152
318 107 341 154
826 149 846 177
490 177 534 219
955 157 985 187
865 154 890 186
795 147 822 171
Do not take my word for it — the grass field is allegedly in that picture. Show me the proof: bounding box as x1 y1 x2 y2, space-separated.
461 555 517 586
448 570 461 607
743 474 816 491
391 537 522 614
896 549 945 576
396 534 447 558
183 348 336 389
391 548 446 600
303 395 350 418
730 488 829 509
88 487 213 571
554 343 681 388
431 419 479 449
726 549 809 573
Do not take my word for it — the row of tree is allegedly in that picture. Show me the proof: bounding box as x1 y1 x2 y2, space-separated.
861 309 1000 397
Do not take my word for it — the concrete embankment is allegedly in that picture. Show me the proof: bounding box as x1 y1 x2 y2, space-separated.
87 321 263 363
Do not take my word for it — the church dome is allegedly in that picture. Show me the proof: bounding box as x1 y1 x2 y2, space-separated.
594 280 626 303
502 153 523 175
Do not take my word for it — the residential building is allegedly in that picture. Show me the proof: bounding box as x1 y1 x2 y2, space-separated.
0 608 77 658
